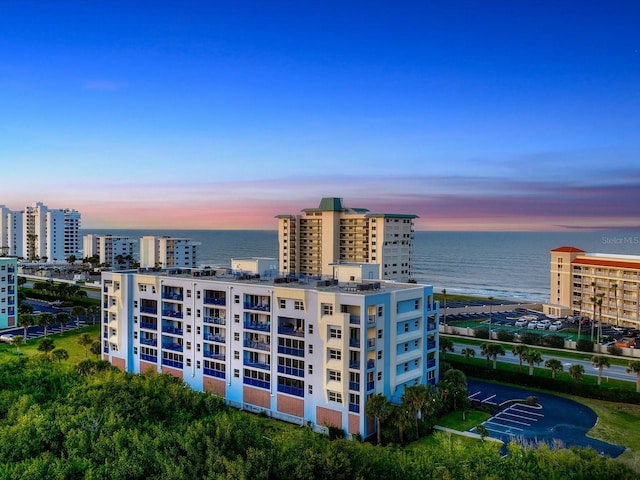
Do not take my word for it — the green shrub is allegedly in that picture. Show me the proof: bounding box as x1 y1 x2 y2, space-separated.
520 332 541 345
607 345 623 356
474 327 490 339
496 329 515 342
542 335 564 348
576 339 594 352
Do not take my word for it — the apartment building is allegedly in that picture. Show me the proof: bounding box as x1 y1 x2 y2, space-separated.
139 236 199 269
101 262 439 438
0 202 81 260
0 257 18 329
83 234 136 268
546 246 640 327
277 197 417 282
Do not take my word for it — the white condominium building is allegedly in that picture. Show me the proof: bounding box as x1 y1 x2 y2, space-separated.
0 202 81 260
83 234 136 268
139 236 199 269
547 246 640 327
277 197 417 282
0 257 18 329
101 262 439 439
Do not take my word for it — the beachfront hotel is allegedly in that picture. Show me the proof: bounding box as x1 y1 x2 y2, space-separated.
0 257 18 329
101 260 439 438
139 235 199 269
83 234 136 268
546 246 640 327
0 202 81 261
276 197 417 282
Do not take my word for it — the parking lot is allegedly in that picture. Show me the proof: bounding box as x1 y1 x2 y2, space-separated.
467 380 625 457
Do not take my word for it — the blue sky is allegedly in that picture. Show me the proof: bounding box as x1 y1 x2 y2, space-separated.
2 1 639 230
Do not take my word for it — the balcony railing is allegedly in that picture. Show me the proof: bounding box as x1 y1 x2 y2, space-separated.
162 325 183 335
367 315 376 325
140 322 157 330
243 377 269 390
162 292 183 301
161 358 183 369
203 368 225 379
277 365 304 377
203 351 225 360
203 316 226 325
277 384 304 398
367 360 375 370
277 346 304 357
244 321 270 332
243 361 270 370
140 338 157 347
349 403 360 413
103 347 109 353
426 341 436 350
140 353 157 363
367 381 375 391
103 331 108 338
244 340 269 351
162 310 183 319
349 360 360 369
204 333 226 343
349 315 361 325
427 359 436 369
349 381 360 391
427 323 437 331
349 338 361 348
204 297 226 306
367 338 376 349
162 343 183 352
244 302 270 312
140 306 157 314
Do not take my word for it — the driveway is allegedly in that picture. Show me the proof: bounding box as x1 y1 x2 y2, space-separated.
467 379 625 457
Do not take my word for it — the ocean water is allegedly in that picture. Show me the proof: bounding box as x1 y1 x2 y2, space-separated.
81 229 640 302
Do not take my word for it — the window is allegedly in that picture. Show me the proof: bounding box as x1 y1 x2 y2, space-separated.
196 326 201 335
328 370 341 382
234 332 240 341
404 343 409 352
308 324 314 334
234 350 240 360
186 325 192 333
279 298 286 309
197 291 201 299
234 314 240 323
133 347 138 354
377 329 382 339
377 306 383 317
308 365 313 374
197 344 201 352
404 322 409 333
196 360 201 369
329 327 342 339
309 344 313 354
328 391 342 404
186 342 191 350
235 295 240 304
377 351 382 360
322 303 333 316
234 369 240 378
328 349 341 360
294 300 304 311
377 372 382 381
133 331 138 339
186 358 192 367
186 308 192 316
414 299 420 310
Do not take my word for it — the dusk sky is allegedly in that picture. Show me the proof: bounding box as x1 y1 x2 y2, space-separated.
2 1 639 231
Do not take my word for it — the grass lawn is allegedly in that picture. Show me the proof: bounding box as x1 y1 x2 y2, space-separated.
0 324 101 365
436 410 491 431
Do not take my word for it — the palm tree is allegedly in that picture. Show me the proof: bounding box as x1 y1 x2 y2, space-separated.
11 335 23 355
596 293 604 345
78 333 93 358
90 340 102 359
365 393 391 445
56 311 70 334
389 404 414 445
512 344 529 370
626 361 640 393
544 358 563 379
611 283 619 327
522 349 543 376
87 305 100 325
441 289 448 326
590 282 597 341
487 296 494 335
18 313 33 339
38 312 54 337
591 355 610 386
37 337 55 358
439 337 454 360
402 384 431 440
483 343 505 369
569 364 584 382
442 368 468 411
576 297 583 341
51 348 69 365
71 306 86 329
460 347 475 360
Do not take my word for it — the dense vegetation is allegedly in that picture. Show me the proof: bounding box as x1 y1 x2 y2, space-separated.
0 357 635 479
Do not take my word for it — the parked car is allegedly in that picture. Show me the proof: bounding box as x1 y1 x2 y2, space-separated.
536 320 550 330
527 321 539 329
515 318 528 327
549 321 563 331
0 333 15 343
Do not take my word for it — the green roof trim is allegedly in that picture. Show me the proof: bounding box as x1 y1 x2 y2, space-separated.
365 213 419 219
318 197 345 211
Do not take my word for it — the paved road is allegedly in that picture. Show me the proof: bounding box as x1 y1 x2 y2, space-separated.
450 342 637 383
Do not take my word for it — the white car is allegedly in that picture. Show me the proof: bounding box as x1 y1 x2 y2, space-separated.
549 323 562 331
536 320 551 330
515 319 528 327
0 333 15 343
527 321 539 329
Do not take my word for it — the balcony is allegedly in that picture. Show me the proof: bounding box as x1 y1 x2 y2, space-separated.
427 323 437 331
203 316 226 326
203 368 225 379
162 342 183 352
243 339 270 351
204 297 226 306
367 338 376 349
140 353 157 363
426 341 436 351
103 331 108 338
349 403 360 413
349 315 361 325
103 347 109 353
427 359 436 369
140 306 157 314
367 381 375 391
244 302 271 312
162 325 183 336
162 310 183 319
161 358 183 369
278 326 304 337
366 360 375 370
204 333 226 344
367 315 376 325
349 338 361 348
349 381 360 391
277 346 304 357
244 360 270 370
243 377 270 390
244 321 270 332
349 360 360 369
140 322 157 330
162 292 183 301
277 365 304 377
140 338 157 347
277 384 304 397
203 351 225 361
